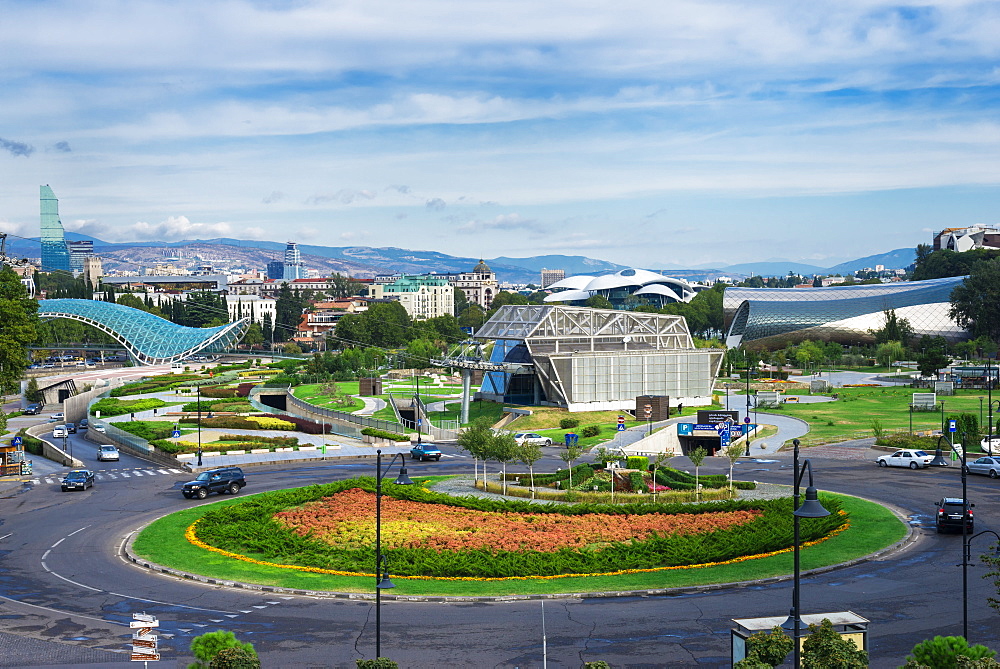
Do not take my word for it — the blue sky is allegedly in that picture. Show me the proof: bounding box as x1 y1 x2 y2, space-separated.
2 0 1000 269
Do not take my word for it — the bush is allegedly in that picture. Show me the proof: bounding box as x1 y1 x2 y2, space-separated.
626 455 649 470
875 432 941 450
188 630 256 669
244 416 297 430
17 429 43 456
356 660 399 669
361 427 410 442
627 470 648 493
906 636 996 669
199 386 240 398
115 420 177 441
559 418 580 429
91 397 168 417
217 434 298 446
209 647 260 669
581 425 601 438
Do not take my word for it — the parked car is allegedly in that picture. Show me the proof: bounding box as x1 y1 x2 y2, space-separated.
65 422 77 434
24 403 42 415
61 470 95 491
410 443 442 461
514 432 553 447
97 445 120 462
936 497 974 533
52 425 68 438
876 449 934 469
965 456 1000 478
50 412 65 422
182 466 246 499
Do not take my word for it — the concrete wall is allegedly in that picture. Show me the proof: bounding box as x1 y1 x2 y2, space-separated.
25 423 83 468
64 378 127 423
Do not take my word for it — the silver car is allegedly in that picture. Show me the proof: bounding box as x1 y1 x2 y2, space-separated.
97 445 120 462
965 456 1000 478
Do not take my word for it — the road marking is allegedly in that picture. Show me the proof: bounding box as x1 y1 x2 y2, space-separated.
157 469 171 474
0 594 127 627
143 470 157 475
68 526 89 536
51 538 65 548
120 472 130 478
106 473 118 479
168 468 183 474
42 550 50 560
31 479 41 484
131 471 143 477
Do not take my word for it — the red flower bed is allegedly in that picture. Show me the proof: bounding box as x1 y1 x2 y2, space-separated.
274 488 762 553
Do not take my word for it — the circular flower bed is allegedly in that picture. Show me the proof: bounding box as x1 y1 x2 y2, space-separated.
189 478 846 580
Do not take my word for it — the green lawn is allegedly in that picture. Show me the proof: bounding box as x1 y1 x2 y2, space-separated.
763 387 987 446
292 383 366 412
132 489 903 596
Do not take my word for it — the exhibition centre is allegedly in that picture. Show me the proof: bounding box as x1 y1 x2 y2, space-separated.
723 276 969 348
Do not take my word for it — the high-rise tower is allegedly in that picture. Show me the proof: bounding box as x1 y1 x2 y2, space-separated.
283 241 303 280
40 185 71 272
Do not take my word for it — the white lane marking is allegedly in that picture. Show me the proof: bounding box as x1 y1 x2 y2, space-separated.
47 569 103 592
44 478 56 484
0 533 12 541
68 526 89 536
119 472 130 478
143 470 158 475
51 538 65 548
0 594 127 627
131 471 143 477
31 479 41 484
41 550 50 560
105 591 237 614
106 473 118 479
168 469 183 474
157 469 170 474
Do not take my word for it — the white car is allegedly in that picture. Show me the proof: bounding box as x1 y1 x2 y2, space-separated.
965 456 1000 478
97 445 120 462
92 423 107 433
52 425 68 438
49 412 65 422
876 449 934 469
513 432 553 447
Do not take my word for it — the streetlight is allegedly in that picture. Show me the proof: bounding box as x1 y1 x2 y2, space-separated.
931 435 951 467
781 438 830 669
374 449 413 659
961 528 1000 643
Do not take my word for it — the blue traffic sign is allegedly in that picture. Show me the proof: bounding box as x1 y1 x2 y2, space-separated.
616 423 626 432
172 430 181 438
11 436 22 447
948 419 957 433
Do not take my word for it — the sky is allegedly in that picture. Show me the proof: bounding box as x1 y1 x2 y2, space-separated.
2 0 1000 269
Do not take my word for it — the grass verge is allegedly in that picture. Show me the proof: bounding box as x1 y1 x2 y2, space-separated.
132 489 904 597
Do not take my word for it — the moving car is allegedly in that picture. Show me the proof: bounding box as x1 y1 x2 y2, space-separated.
24 403 42 415
97 445 120 462
61 470 95 491
50 412 65 422
876 450 934 469
410 443 442 461
52 425 68 438
79 418 89 429
92 423 107 433
182 466 246 499
65 422 77 434
965 456 1000 478
513 432 553 447
936 497 974 533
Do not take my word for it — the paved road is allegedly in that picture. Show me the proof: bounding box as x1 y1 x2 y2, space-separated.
2 438 1000 668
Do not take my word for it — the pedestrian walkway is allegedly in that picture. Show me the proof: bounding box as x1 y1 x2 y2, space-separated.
32 467 188 486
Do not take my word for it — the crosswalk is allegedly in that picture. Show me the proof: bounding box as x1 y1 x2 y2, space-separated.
35 468 186 485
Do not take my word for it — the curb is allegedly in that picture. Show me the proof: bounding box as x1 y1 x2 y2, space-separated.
120 491 917 603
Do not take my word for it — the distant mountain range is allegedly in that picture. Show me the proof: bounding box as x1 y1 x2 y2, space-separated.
3 233 916 284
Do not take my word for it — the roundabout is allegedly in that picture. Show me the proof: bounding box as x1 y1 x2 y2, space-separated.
125 476 902 599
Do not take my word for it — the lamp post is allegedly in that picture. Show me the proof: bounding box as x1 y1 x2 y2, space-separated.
781 438 830 669
961 528 1000 643
931 435 951 467
374 449 413 659
414 374 422 445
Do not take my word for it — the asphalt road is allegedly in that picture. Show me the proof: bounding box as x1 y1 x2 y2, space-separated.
2 439 999 668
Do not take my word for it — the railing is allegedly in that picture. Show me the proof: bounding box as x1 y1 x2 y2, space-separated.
282 389 458 441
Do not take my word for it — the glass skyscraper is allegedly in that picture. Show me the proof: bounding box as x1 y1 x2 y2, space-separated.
40 185 71 272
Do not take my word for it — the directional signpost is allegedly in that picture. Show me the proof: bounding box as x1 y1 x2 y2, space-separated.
130 613 159 664
717 421 731 449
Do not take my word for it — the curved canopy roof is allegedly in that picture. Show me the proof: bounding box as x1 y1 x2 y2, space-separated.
546 275 595 291
544 269 701 305
39 299 249 365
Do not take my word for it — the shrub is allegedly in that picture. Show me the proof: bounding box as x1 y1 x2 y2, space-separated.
906 636 996 669
217 434 298 446
626 455 649 470
244 416 296 430
91 397 167 417
115 420 177 441
738 626 793 667
189 630 256 669
17 428 44 455
209 647 260 669
559 418 580 429
356 660 399 669
627 470 648 493
581 425 601 438
361 427 410 442
199 386 240 398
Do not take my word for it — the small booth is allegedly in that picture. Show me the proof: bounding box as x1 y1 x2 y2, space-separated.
1 437 29 476
731 611 869 666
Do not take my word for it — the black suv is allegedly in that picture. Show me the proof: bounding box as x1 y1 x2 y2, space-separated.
936 497 974 533
182 467 246 499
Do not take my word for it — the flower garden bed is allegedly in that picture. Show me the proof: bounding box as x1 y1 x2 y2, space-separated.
184 478 846 579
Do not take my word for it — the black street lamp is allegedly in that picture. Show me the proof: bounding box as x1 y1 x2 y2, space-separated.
374 449 413 659
931 435 951 467
781 438 830 669
961 528 1000 643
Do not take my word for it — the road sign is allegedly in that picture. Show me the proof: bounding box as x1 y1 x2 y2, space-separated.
716 423 730 436
744 416 751 423
948 419 957 432
130 613 159 661
643 404 652 418
11 436 22 447
172 430 181 438
616 423 626 432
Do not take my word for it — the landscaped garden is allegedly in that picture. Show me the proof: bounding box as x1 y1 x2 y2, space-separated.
131 477 907 596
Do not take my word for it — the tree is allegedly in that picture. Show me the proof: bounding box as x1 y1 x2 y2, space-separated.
456 417 494 484
25 377 44 403
559 445 583 492
0 266 39 394
274 284 305 343
871 309 915 346
241 322 264 349
282 342 303 355
734 626 793 668
188 630 257 669
723 441 745 495
875 340 906 369
905 636 996 669
514 439 543 498
209 647 261 669
800 618 868 668
262 311 273 346
688 446 708 500
584 295 613 309
489 431 518 495
951 258 1000 342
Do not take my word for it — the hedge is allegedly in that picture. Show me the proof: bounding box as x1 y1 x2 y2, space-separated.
91 397 168 417
192 479 846 578
361 427 410 442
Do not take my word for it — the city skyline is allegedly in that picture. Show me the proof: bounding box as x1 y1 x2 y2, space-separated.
2 1 1000 268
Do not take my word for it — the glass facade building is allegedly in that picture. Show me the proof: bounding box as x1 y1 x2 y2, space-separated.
723 276 969 348
38 299 249 365
39 185 70 272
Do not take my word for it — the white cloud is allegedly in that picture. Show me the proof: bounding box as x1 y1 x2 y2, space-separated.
120 216 261 242
456 213 541 233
